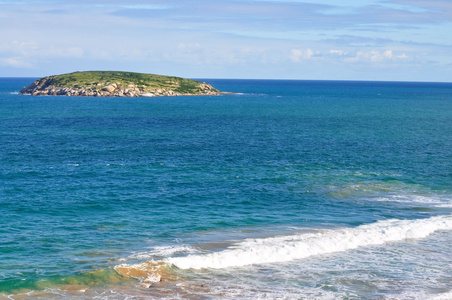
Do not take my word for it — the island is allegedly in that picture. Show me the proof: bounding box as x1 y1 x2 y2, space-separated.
20 71 223 97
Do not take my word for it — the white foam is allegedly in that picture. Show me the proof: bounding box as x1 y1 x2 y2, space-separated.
376 194 452 207
389 290 452 300
127 245 201 260
167 215 452 269
429 291 452 300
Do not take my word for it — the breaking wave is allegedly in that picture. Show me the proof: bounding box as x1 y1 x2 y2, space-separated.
166 215 452 269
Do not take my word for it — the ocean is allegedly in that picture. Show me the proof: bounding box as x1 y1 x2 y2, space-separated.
1 78 452 299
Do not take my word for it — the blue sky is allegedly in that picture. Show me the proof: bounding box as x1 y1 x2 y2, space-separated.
0 0 451 81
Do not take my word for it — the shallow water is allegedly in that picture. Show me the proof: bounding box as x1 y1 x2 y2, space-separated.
1 78 452 299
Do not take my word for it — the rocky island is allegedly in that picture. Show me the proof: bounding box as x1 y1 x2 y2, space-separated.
20 71 223 97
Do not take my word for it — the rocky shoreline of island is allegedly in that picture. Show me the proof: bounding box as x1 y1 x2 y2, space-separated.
19 71 228 97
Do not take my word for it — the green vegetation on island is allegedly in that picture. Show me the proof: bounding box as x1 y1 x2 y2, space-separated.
20 71 223 97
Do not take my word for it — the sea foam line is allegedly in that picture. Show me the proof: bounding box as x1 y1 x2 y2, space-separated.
167 215 452 269
122 245 201 261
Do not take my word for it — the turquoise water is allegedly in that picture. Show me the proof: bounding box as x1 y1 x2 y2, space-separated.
1 78 452 299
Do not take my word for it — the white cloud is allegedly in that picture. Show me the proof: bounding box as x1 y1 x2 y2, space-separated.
343 50 409 63
0 40 87 69
329 49 348 56
177 43 201 52
0 57 33 68
290 48 315 62
3 40 85 58
99 4 169 10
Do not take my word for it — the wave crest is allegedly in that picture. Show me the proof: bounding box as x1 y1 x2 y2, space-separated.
166 215 452 269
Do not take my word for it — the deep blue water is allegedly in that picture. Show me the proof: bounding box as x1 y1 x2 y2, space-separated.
1 78 452 299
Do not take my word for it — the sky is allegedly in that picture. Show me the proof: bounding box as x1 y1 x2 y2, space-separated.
0 0 451 81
